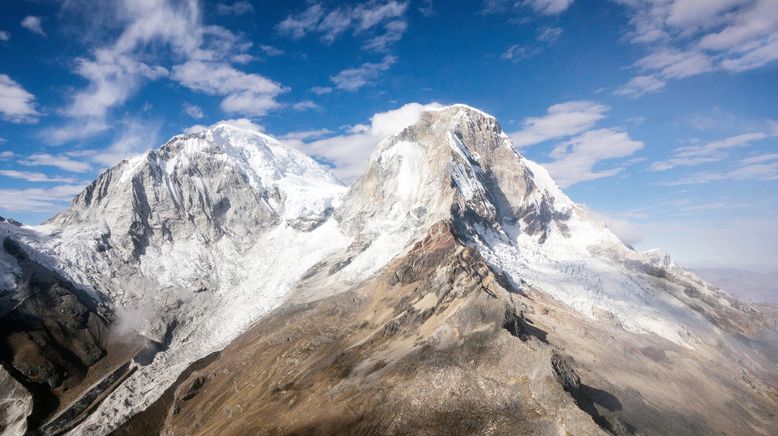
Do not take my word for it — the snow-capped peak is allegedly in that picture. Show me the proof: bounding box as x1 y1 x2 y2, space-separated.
335 104 725 348
30 124 353 435
337 104 575 245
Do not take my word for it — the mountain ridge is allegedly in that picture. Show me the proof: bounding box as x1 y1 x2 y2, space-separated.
1 104 776 435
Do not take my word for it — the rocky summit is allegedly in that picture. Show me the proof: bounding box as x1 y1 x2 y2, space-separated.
1 105 776 436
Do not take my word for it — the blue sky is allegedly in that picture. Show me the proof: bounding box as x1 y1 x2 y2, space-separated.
0 0 776 270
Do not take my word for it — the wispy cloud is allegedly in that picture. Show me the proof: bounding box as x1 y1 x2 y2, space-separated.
543 128 644 188
18 153 92 173
501 26 563 63
509 100 643 187
509 101 609 147
0 170 79 183
741 153 778 165
279 129 333 142
330 55 396 91
48 0 284 143
292 100 319 111
85 118 160 167
614 75 666 99
215 1 254 16
0 74 39 123
614 0 778 98
0 31 10 41
310 86 333 95
661 160 778 186
0 184 86 213
277 1 409 52
482 0 574 16
259 44 284 57
282 102 442 180
183 103 204 119
174 61 286 117
501 45 541 62
525 0 575 15
22 119 159 173
537 26 563 43
651 132 770 171
21 16 46 36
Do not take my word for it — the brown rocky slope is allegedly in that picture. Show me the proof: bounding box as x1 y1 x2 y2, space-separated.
161 221 778 435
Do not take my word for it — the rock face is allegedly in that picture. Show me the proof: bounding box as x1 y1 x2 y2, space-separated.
0 231 147 435
1 106 777 435
0 366 33 436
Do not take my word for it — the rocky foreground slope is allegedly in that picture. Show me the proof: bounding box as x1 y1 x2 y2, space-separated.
1 105 776 435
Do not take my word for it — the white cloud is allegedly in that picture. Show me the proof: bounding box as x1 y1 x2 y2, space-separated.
501 45 541 62
509 101 609 147
482 0 574 16
0 31 10 41
184 118 265 134
277 1 409 51
614 75 666 98
310 86 334 95
0 170 78 183
635 48 714 79
67 50 169 120
183 103 204 119
259 44 284 56
363 19 408 51
418 0 435 16
662 160 778 185
331 55 396 91
21 16 45 36
49 0 284 143
0 74 39 123
292 100 319 111
741 153 778 165
279 129 333 141
172 60 285 117
677 132 768 155
525 0 574 15
283 102 442 180
183 124 208 134
537 26 563 43
542 128 644 188
651 132 769 171
501 26 562 63
212 118 264 132
18 153 92 173
615 0 778 97
29 119 159 172
88 119 160 167
0 184 87 213
215 1 254 16
48 0 198 142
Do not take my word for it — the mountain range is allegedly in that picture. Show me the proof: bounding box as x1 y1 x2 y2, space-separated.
1 105 776 436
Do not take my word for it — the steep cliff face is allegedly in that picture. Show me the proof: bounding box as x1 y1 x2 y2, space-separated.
0 231 146 435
